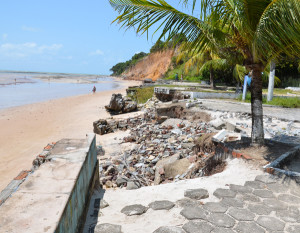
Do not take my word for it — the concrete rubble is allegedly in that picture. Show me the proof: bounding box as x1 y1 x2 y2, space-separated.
105 93 137 114
96 97 300 191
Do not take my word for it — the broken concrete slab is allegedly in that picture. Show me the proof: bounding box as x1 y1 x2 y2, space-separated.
210 119 225 130
212 129 228 143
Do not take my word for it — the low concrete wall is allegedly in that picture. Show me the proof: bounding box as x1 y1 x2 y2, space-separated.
264 145 300 181
0 133 99 233
184 91 239 99
55 134 98 233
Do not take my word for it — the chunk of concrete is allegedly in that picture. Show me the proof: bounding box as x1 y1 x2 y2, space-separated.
225 121 236 132
154 154 180 185
164 158 190 179
212 129 228 143
210 119 225 130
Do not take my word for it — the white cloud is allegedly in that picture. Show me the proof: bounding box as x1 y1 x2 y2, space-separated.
2 34 8 41
22 26 39 32
89 49 104 56
0 42 63 58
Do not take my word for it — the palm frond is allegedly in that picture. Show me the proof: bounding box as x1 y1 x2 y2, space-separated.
233 64 247 83
254 0 300 62
262 71 281 87
109 0 227 54
198 58 227 74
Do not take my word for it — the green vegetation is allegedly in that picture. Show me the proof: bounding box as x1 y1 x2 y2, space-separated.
164 63 204 82
128 87 154 104
110 0 300 145
238 93 300 108
262 88 300 95
110 52 148 76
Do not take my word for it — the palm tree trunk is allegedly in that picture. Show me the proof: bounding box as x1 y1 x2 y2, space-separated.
209 68 215 89
267 60 276 102
250 65 264 145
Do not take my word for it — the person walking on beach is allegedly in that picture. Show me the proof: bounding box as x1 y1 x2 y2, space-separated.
92 86 96 94
181 74 183 82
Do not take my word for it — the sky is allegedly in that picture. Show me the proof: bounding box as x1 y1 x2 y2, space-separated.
0 0 175 75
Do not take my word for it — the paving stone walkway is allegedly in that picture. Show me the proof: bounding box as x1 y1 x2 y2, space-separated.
95 174 300 233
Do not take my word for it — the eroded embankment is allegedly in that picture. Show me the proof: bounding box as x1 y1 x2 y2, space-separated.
123 49 174 81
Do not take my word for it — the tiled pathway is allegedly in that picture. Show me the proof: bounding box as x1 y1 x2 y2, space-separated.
94 174 300 233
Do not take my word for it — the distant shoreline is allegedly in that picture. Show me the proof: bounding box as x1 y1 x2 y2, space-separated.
0 72 125 110
0 71 114 85
0 79 141 191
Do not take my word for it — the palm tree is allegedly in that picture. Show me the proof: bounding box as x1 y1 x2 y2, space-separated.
110 0 300 145
177 48 227 89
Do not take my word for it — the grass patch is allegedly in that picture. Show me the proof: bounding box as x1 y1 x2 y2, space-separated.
129 87 154 104
238 93 300 108
262 88 300 95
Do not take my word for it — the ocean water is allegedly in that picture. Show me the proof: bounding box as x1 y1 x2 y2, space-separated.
0 73 119 109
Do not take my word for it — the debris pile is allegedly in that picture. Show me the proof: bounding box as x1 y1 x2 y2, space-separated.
97 96 300 190
93 108 156 135
99 115 221 189
105 94 137 114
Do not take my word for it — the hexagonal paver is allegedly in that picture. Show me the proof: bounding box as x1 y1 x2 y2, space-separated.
286 225 300 233
212 228 236 233
213 188 236 199
229 184 253 194
255 175 277 184
252 189 275 198
153 226 186 233
238 193 261 203
203 202 228 213
244 181 266 189
220 197 244 207
149 200 175 210
94 223 122 233
227 207 255 221
266 183 289 193
276 207 300 223
278 194 300 204
234 222 265 233
290 187 300 197
208 213 235 228
180 206 209 220
248 203 272 215
256 216 285 231
184 188 209 200
262 199 287 210
183 220 213 233
121 204 148 216
176 198 200 208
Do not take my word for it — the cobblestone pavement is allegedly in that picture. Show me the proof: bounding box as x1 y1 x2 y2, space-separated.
95 174 300 233
165 175 300 233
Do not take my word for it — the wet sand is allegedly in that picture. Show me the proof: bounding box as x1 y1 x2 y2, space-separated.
0 79 140 191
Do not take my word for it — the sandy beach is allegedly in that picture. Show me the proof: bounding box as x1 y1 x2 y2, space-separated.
0 79 140 191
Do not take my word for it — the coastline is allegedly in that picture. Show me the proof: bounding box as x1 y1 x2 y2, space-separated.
0 78 141 191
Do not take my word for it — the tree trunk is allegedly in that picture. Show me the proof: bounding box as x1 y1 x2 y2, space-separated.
250 65 265 145
209 68 215 89
267 60 276 102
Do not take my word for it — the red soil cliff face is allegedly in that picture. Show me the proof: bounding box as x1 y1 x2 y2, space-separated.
123 49 174 81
